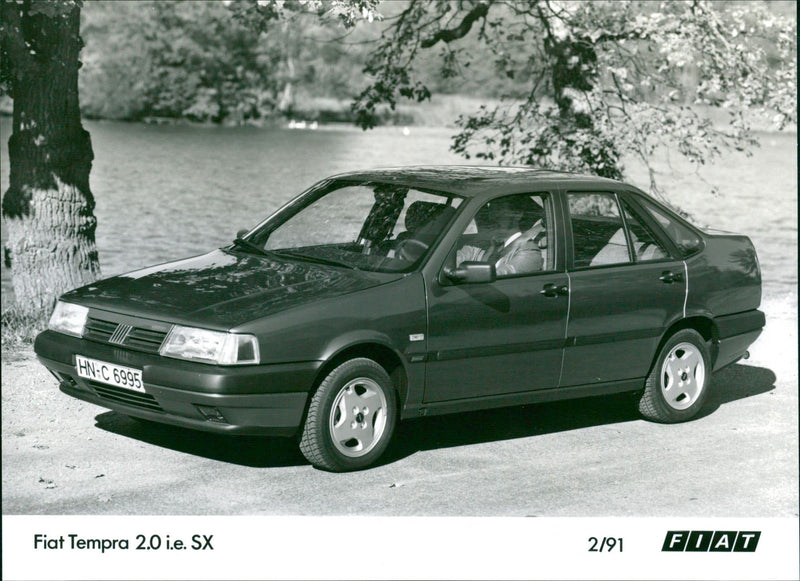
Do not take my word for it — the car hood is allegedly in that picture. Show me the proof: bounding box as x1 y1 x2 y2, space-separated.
62 249 402 329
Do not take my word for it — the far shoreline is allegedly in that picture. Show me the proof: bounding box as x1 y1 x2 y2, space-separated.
2 97 796 135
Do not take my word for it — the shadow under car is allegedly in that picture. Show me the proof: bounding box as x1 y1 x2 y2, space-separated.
93 363 776 469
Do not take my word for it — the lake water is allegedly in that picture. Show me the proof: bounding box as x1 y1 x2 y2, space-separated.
1 119 796 306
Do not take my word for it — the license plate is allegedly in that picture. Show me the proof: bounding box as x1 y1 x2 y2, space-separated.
75 355 144 393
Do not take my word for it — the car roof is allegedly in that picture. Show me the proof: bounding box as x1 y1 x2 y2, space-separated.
329 165 634 197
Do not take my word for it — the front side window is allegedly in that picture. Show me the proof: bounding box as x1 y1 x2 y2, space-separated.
455 193 553 277
250 182 462 273
568 192 631 267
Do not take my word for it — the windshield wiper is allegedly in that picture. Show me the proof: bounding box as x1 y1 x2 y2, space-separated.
272 249 354 270
231 237 269 256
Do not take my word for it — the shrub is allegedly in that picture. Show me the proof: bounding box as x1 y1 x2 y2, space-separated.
1 306 48 346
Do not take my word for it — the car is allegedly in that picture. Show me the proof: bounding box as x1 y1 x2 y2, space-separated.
34 166 766 471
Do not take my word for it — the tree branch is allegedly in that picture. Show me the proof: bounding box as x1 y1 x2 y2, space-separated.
420 1 490 48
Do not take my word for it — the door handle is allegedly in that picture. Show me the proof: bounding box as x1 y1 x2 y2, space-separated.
540 283 569 298
659 270 684 284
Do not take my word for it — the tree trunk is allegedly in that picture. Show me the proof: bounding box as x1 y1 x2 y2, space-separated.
277 20 295 114
277 56 295 114
1 2 100 317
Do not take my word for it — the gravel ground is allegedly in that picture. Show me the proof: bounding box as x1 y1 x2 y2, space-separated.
1 294 796 517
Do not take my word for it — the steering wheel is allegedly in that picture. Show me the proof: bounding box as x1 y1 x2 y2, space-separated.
396 238 429 262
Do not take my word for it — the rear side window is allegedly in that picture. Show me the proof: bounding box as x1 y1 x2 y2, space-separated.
568 193 631 267
636 197 702 257
620 199 670 262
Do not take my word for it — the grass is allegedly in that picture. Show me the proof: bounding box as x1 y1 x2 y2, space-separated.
1 306 48 347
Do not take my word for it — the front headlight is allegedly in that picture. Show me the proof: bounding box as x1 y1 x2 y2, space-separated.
48 301 89 337
159 325 260 365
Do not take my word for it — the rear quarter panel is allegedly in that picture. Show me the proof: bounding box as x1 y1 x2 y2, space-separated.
685 233 762 317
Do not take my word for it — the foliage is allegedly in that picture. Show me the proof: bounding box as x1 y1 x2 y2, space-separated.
72 1 549 122
77 0 381 123
79 2 279 122
353 0 797 202
224 0 381 30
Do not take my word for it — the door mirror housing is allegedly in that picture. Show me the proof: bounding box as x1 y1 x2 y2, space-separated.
236 228 249 239
443 261 496 284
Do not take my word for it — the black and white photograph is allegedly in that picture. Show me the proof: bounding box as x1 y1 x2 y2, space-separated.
1 1 797 579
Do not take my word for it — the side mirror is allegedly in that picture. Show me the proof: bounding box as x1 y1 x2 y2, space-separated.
443 261 496 284
236 228 249 239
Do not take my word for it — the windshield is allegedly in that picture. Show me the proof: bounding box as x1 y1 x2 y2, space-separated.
245 181 463 273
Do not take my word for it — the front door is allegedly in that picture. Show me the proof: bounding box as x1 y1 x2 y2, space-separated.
423 192 569 403
425 273 570 402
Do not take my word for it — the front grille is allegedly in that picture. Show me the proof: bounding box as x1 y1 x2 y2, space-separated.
87 381 164 412
83 316 168 354
84 317 117 342
126 327 168 351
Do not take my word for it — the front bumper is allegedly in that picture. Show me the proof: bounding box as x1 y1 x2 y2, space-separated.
34 330 320 437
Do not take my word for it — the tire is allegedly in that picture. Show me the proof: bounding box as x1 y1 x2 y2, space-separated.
639 329 710 423
299 358 397 472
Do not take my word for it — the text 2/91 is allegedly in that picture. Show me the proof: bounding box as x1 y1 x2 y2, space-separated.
588 537 623 552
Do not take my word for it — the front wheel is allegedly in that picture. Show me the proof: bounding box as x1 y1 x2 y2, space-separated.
299 358 397 471
639 329 710 423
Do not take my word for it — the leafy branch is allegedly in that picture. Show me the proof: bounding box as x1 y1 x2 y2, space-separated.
352 0 796 204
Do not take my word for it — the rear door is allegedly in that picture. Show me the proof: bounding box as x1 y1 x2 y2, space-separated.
559 191 686 387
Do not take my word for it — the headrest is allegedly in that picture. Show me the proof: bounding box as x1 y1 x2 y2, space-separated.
405 201 446 232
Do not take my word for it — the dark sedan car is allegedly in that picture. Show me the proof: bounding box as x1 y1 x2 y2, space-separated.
35 166 765 471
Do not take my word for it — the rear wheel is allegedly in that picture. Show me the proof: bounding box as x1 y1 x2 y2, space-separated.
299 358 396 471
639 329 710 423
